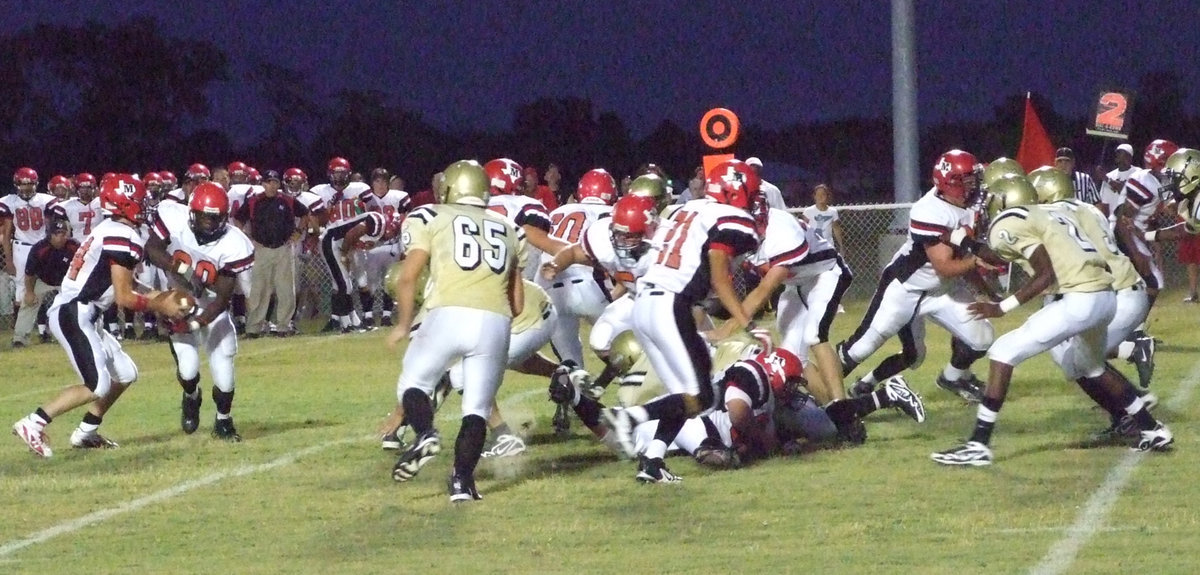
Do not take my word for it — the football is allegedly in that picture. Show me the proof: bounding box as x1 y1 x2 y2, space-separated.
156 289 198 316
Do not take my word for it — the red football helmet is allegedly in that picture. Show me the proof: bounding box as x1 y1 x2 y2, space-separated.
75 173 98 201
1144 139 1179 172
705 159 761 210
185 163 211 182
752 348 804 399
484 158 523 195
247 166 261 185
188 182 230 244
577 169 617 204
143 172 164 199
227 161 249 182
283 167 307 196
610 194 658 261
382 212 404 241
98 174 149 224
13 167 39 200
932 149 982 204
48 175 74 199
328 157 351 187
159 171 178 189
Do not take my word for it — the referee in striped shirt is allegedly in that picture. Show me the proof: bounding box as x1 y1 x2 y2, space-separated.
1054 147 1101 206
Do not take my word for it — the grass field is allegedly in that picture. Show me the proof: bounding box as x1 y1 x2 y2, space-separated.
1 291 1197 575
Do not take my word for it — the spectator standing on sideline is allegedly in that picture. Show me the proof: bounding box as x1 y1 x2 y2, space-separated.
14 218 79 345
801 184 847 255
523 166 559 211
234 170 308 338
1054 147 1101 207
1099 143 1138 217
745 157 786 209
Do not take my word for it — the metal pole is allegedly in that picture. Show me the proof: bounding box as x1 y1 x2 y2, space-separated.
892 0 919 203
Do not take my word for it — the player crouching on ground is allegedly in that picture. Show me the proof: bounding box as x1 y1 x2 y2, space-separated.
387 160 523 502
932 175 1172 467
146 182 255 441
12 175 191 457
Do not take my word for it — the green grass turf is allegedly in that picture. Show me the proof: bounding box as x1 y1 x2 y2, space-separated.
1 291 1197 574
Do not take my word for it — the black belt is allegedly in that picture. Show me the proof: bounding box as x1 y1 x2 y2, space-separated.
551 279 585 289
645 290 667 296
13 239 32 246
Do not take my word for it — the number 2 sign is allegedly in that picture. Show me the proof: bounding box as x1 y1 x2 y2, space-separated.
1086 90 1133 140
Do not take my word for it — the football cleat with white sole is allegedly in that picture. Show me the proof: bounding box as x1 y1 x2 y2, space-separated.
931 441 993 466
1135 422 1173 452
883 375 926 423
481 434 526 458
12 417 52 458
635 456 682 484
69 429 119 449
1083 415 1139 448
392 430 441 482
1131 336 1155 388
448 473 482 502
601 408 637 459
935 374 984 403
381 428 405 450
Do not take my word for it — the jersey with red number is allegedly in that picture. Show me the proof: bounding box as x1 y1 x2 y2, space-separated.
226 184 262 219
580 216 648 292
52 218 145 312
637 198 758 302
540 202 612 281
370 189 411 244
311 182 375 225
718 360 776 418
1120 168 1163 232
152 201 255 308
750 208 838 284
0 192 56 244
50 197 102 243
885 187 974 292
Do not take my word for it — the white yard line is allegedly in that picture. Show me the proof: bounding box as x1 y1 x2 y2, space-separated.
1028 361 1200 575
0 436 359 558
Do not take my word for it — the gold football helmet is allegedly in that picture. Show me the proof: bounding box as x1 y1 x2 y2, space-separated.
1164 148 1200 199
982 157 1026 190
386 262 430 308
985 173 1038 220
626 174 670 213
439 160 488 206
607 331 645 377
1027 166 1074 203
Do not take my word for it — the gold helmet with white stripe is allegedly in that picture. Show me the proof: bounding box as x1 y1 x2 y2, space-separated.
1028 166 1074 203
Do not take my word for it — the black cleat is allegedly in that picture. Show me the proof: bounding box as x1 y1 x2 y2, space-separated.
181 391 202 434
123 326 137 341
635 456 682 483
847 379 875 398
321 319 339 333
448 473 482 502
39 332 52 344
935 374 984 403
392 430 441 482
380 316 394 327
212 417 242 442
138 330 157 341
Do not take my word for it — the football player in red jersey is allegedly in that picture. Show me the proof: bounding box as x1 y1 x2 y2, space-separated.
12 175 190 457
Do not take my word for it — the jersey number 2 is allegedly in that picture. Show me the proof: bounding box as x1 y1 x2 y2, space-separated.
453 216 509 273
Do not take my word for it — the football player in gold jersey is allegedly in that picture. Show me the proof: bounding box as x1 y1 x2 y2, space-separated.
387 160 523 502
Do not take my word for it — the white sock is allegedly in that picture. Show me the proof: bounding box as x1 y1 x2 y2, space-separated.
644 439 668 460
78 421 100 435
943 365 968 382
1116 340 1135 361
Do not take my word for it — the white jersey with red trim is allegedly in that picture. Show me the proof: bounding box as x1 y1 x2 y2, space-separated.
51 218 145 313
885 188 974 292
369 189 411 245
750 208 838 284
719 359 777 419
226 184 262 218
311 182 374 225
539 201 612 281
50 197 103 243
1119 168 1163 232
580 216 648 292
487 194 552 231
152 201 255 308
295 190 324 214
1 192 56 245
163 187 187 205
324 211 390 249
636 198 759 302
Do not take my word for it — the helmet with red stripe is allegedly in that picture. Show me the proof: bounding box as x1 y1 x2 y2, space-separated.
185 163 211 182
98 174 149 224
484 158 523 195
283 167 307 196
48 175 74 200
75 173 98 202
705 159 760 210
932 149 983 205
159 170 178 189
752 348 804 400
143 172 165 200
227 161 249 183
188 182 230 244
328 157 351 187
247 166 261 185
610 194 658 261
577 169 617 205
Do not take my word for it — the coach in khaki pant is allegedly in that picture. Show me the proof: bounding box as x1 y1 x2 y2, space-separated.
234 170 310 337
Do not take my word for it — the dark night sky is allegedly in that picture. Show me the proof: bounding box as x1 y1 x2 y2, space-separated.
8 1 1200 146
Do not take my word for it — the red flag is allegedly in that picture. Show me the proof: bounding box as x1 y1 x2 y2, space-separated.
1016 93 1055 172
